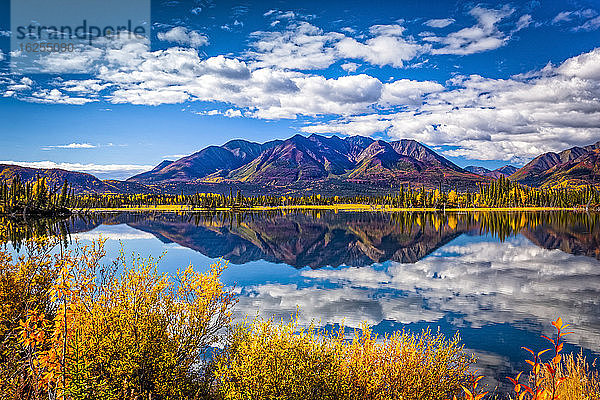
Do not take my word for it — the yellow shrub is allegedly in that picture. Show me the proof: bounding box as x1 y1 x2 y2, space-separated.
214 318 341 400
336 325 475 400
538 353 600 400
6 237 236 400
0 237 59 400
213 317 476 400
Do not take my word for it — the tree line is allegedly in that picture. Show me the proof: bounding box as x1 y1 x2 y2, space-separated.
2 175 600 213
0 176 72 217
68 177 600 210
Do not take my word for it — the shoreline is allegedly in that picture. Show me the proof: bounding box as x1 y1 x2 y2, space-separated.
70 204 593 213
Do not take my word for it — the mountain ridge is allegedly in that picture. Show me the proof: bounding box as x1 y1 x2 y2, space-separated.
130 134 488 192
3 137 600 195
509 141 600 187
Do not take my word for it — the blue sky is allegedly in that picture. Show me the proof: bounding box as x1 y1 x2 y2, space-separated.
1 0 600 179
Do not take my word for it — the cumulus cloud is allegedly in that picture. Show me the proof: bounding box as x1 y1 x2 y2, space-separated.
303 47 600 162
61 79 111 94
75 40 385 117
248 22 344 70
248 22 424 70
6 77 33 92
379 79 444 106
27 89 96 105
425 6 514 55
157 27 209 47
341 62 359 73
31 45 105 74
335 30 423 68
424 18 455 28
196 108 244 118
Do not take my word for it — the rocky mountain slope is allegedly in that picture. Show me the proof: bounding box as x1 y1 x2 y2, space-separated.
509 141 600 187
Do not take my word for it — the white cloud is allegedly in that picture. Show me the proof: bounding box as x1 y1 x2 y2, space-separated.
514 14 533 32
61 79 111 94
425 6 514 55
341 62 359 73
91 41 385 117
552 9 598 30
379 79 444 106
248 22 344 70
575 16 600 32
27 89 96 105
224 108 243 117
31 45 105 73
552 11 574 24
556 48 600 80
336 33 423 68
248 22 425 70
0 50 4 61
196 108 244 117
42 143 96 150
424 18 455 28
157 27 209 47
7 77 33 92
302 47 600 162
0 160 153 175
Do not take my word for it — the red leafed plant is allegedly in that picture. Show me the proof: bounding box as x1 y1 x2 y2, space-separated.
507 317 573 400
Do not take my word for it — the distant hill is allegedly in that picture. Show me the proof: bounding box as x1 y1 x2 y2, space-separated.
465 165 518 179
131 134 489 193
509 141 600 187
0 164 154 194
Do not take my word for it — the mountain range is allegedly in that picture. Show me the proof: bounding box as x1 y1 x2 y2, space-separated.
126 134 491 194
2 135 600 195
465 165 518 179
509 142 600 187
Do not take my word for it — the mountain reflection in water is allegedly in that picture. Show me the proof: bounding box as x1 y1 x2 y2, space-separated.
4 210 599 266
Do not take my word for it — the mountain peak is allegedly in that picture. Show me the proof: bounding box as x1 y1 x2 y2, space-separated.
151 160 174 172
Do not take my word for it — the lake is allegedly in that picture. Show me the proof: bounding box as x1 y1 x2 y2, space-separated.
3 210 599 393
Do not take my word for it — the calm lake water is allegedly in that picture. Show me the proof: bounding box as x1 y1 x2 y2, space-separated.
4 210 600 393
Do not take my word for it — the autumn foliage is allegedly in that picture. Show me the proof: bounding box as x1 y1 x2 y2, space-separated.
213 318 475 400
0 237 236 400
506 318 600 400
